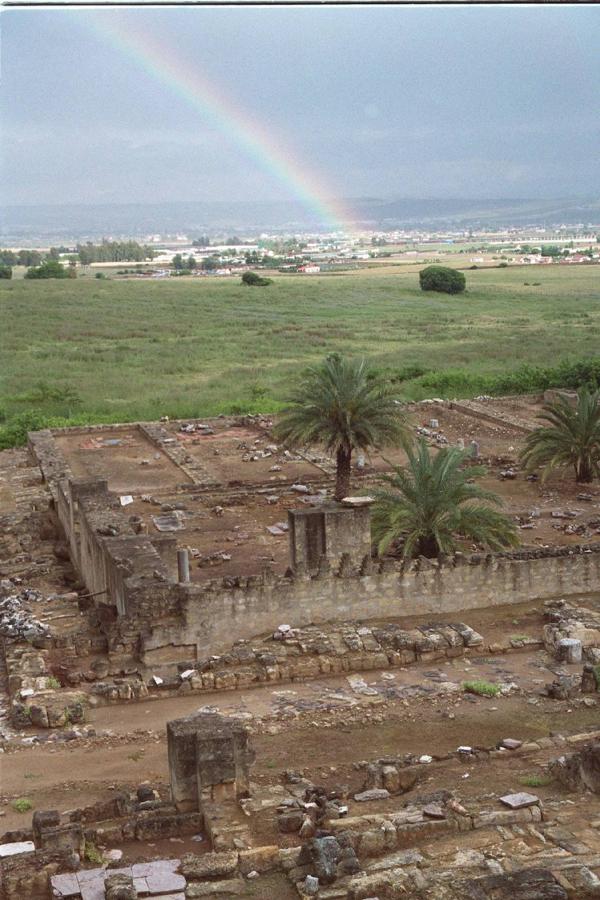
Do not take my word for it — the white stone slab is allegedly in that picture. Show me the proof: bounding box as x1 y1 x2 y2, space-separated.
0 840 35 857
499 792 539 809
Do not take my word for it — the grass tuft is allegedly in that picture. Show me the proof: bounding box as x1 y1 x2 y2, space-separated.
463 680 501 698
520 774 553 788
84 841 104 865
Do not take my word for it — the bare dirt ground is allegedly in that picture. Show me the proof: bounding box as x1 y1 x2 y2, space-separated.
170 422 327 485
2 590 597 836
54 429 188 494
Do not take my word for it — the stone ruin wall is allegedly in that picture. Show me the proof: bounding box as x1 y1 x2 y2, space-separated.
27 425 600 668
144 545 600 661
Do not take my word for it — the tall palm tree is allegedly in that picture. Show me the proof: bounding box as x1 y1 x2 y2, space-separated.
371 439 518 559
274 354 408 501
520 387 600 484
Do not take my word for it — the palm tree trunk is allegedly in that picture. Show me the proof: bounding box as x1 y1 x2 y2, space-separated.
576 457 593 483
417 533 440 558
335 446 352 501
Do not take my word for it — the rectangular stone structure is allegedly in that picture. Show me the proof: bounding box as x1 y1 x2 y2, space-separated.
288 503 372 573
167 712 254 812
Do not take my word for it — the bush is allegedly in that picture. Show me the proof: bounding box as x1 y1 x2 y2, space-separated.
84 841 104 864
241 271 272 286
419 265 466 294
0 265 12 279
403 358 600 401
0 410 78 450
520 774 552 787
12 797 32 813
463 680 501 698
25 260 70 280
498 262 508 268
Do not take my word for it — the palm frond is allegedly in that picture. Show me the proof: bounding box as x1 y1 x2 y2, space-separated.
520 388 600 483
371 439 517 559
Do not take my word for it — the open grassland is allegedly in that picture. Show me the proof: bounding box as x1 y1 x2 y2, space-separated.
1 264 600 441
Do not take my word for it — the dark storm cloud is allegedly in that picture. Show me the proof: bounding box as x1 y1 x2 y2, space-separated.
3 5 599 204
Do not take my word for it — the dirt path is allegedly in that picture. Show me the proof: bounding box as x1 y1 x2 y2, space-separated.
2 646 594 832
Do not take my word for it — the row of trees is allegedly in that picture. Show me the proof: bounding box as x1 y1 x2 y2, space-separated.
274 355 600 560
77 241 155 265
171 253 221 272
0 249 46 267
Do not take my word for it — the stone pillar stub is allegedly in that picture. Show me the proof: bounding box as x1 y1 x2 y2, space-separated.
167 712 255 812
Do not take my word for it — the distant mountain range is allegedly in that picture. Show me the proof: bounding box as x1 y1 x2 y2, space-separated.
2 197 600 240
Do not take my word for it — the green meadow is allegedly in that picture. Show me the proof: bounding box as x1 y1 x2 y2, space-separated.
1 264 600 444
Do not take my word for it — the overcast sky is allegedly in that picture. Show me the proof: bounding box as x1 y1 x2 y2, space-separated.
3 5 599 207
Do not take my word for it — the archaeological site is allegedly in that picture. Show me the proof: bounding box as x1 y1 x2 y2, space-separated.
2 393 600 899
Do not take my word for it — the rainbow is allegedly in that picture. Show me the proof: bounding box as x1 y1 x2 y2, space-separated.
79 10 355 232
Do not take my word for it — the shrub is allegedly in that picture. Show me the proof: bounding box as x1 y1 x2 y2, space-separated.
0 410 81 450
463 680 501 698
498 262 508 268
419 265 466 294
241 271 272 287
520 774 552 787
12 797 32 813
84 841 104 864
46 676 61 690
0 264 12 279
25 260 70 280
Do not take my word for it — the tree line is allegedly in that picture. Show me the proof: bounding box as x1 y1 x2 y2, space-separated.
77 241 156 265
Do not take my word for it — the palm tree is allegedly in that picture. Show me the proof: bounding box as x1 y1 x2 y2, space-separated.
274 354 408 501
520 388 600 484
371 439 518 559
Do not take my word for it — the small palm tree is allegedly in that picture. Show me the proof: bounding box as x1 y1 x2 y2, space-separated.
520 388 600 484
274 354 408 501
371 439 518 559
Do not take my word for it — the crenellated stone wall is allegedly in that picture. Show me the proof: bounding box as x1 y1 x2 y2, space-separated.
134 544 600 660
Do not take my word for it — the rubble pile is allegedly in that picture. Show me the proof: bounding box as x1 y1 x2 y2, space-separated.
139 620 484 696
543 599 600 663
0 583 50 642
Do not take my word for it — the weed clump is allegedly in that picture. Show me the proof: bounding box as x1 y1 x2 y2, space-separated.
463 680 501 698
520 774 552 788
84 841 104 864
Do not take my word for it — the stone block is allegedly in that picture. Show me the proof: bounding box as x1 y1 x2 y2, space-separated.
180 851 238 880
354 788 390 802
499 792 540 810
357 828 388 857
238 845 278 875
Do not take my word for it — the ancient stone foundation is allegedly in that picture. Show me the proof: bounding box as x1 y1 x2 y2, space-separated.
167 712 255 812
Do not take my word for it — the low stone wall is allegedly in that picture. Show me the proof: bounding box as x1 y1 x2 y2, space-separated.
447 398 535 434
135 545 600 660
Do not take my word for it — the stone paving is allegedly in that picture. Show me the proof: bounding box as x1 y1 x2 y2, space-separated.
51 859 185 899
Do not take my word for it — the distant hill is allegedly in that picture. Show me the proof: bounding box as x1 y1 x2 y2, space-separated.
2 197 600 240
351 197 600 228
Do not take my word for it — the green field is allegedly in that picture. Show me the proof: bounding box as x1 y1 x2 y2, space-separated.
1 264 600 443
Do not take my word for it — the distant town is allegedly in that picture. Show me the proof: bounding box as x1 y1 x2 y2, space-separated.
1 223 599 281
